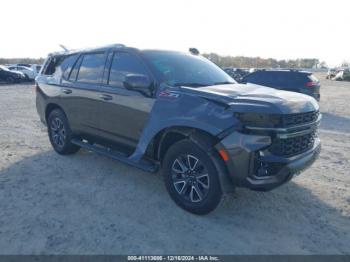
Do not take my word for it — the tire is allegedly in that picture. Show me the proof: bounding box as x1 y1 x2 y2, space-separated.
162 139 223 215
47 109 80 155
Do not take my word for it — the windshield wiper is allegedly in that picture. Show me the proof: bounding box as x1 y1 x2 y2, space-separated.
212 81 236 85
173 83 207 87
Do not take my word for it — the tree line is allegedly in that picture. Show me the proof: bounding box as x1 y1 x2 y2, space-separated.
0 58 45 65
202 53 324 69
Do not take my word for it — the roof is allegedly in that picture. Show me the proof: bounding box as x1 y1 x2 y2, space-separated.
48 43 133 56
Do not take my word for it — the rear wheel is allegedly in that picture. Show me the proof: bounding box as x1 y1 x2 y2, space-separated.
47 109 80 155
162 139 222 214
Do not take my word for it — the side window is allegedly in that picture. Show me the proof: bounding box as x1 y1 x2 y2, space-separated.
272 72 289 87
76 52 105 84
69 56 83 81
61 54 79 80
108 52 148 87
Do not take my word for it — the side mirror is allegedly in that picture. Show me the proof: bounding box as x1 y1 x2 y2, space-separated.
123 74 152 95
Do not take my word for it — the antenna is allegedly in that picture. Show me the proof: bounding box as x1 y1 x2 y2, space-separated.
59 44 69 51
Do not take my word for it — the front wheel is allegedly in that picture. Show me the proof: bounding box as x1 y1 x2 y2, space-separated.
162 140 223 215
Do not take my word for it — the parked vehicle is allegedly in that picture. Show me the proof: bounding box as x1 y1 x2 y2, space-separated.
326 68 337 79
7 65 36 80
0 65 25 83
32 64 42 75
239 69 321 101
36 45 321 214
332 69 350 81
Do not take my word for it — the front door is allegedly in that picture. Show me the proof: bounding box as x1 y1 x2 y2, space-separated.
97 51 155 148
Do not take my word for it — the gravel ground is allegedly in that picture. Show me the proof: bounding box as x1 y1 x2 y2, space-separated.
0 75 349 254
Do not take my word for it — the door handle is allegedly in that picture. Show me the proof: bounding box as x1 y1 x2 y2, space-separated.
100 94 113 101
62 88 72 94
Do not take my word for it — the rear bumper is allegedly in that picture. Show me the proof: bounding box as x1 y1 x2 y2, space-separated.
216 131 321 191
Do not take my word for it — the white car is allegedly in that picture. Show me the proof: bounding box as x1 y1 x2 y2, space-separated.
7 65 36 80
30 64 42 76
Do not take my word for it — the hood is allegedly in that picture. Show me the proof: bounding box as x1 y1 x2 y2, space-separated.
180 83 319 114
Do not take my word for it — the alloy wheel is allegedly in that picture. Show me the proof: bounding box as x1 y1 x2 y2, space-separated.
171 154 210 203
50 117 66 147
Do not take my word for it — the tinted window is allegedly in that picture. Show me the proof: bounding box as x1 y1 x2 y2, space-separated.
108 52 148 87
76 53 105 84
61 54 79 79
246 71 302 88
291 73 307 83
69 56 83 81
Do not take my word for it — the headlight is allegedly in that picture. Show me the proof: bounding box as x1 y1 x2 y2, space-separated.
234 112 281 128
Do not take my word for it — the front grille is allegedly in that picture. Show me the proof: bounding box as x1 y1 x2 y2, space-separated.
281 111 319 128
269 130 317 157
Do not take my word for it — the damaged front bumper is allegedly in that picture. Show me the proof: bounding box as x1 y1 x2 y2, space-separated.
215 131 321 191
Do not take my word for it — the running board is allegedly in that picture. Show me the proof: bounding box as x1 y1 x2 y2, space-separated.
71 138 158 173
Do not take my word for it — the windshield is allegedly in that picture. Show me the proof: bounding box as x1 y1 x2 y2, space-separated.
0 65 10 71
142 51 236 87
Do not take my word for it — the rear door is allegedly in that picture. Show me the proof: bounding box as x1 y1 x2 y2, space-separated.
97 51 155 148
60 52 107 137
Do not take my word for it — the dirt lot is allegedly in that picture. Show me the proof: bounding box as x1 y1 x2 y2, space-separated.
0 74 349 254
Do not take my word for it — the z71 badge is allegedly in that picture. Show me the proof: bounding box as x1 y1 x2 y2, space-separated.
158 90 180 98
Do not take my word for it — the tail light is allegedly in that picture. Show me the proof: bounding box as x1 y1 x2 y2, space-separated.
305 81 318 87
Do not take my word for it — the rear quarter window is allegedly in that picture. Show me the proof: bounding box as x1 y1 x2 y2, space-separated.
43 56 64 75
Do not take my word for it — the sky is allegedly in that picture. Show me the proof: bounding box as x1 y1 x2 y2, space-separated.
1 0 349 67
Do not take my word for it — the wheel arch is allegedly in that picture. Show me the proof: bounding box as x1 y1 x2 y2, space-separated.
45 103 65 123
153 126 217 162
152 126 234 193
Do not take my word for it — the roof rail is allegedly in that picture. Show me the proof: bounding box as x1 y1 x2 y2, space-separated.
48 43 127 57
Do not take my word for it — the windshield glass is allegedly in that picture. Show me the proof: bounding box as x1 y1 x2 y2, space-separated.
142 51 236 87
0 65 10 71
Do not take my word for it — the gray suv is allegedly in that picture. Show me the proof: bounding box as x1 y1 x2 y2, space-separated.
36 44 321 214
